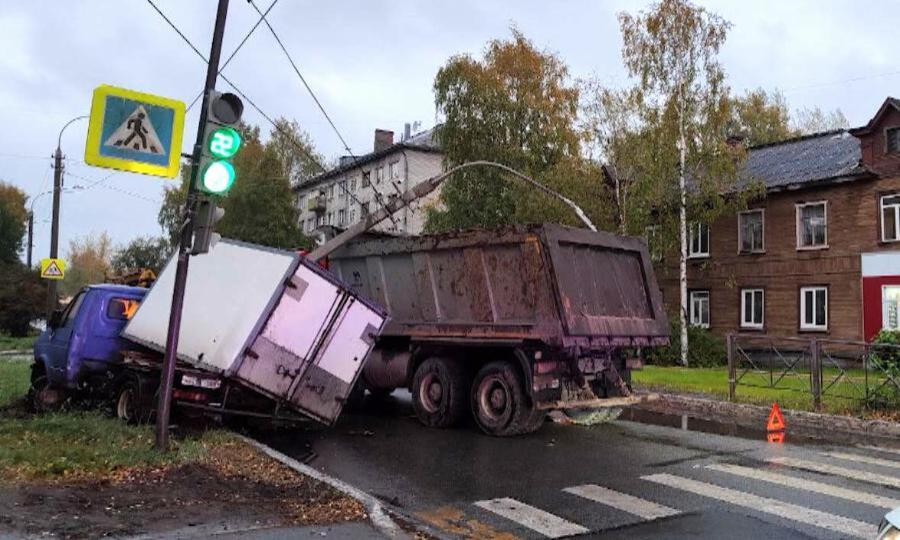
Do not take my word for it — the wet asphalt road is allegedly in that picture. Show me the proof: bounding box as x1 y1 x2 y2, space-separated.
254 392 899 539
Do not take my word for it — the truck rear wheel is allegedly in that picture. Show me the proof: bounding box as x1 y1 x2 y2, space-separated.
115 378 153 424
471 361 542 436
411 357 468 428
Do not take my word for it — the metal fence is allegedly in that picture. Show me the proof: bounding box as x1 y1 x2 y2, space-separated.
726 333 900 411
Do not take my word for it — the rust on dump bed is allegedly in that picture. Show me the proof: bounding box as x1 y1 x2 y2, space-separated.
327 223 669 347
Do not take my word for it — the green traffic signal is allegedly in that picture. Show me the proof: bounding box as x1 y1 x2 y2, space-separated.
200 160 235 194
207 126 241 159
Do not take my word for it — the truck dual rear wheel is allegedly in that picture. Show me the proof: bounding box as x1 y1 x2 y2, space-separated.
471 361 544 437
411 357 468 428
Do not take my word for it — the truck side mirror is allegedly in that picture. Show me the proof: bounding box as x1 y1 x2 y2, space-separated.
48 309 64 329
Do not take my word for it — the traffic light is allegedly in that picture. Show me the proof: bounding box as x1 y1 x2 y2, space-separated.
191 197 225 255
197 91 244 195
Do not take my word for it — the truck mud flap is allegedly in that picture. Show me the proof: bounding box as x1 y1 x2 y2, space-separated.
536 393 659 411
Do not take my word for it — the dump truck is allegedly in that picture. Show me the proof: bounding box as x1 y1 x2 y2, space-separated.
327 223 669 436
31 240 387 426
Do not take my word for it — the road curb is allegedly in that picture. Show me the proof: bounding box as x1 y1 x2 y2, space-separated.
237 434 444 540
633 391 900 441
0 350 29 357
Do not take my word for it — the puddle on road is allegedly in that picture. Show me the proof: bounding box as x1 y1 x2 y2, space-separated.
619 407 833 447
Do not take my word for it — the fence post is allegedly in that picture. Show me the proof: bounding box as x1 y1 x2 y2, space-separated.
727 333 736 401
810 338 821 412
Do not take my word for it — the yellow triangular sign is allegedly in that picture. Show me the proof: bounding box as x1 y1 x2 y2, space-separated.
40 258 65 280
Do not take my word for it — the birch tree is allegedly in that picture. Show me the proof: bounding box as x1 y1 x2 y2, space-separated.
618 0 739 365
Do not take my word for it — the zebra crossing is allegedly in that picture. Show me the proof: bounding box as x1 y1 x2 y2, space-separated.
470 444 900 539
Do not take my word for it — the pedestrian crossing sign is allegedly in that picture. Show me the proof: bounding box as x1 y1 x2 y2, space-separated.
40 258 66 280
84 84 185 178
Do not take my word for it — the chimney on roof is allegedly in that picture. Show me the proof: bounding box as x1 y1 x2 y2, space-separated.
403 123 411 142
339 156 355 167
374 129 394 152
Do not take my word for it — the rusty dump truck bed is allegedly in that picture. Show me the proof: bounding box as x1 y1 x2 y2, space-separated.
327 224 668 348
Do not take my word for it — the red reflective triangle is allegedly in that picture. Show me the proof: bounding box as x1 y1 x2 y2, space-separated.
766 402 785 432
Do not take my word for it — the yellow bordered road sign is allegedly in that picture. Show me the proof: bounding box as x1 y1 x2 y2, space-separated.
40 258 66 280
84 85 185 178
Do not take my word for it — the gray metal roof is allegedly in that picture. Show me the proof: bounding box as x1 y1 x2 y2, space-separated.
294 126 441 190
741 130 864 190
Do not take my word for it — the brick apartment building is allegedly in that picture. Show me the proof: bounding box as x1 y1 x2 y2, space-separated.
657 98 900 341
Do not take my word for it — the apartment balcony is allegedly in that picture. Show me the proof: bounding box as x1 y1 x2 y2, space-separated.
307 195 326 213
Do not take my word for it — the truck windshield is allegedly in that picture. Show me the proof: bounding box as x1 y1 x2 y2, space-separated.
107 297 140 321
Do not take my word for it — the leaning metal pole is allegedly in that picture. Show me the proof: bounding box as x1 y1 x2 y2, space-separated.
155 0 230 452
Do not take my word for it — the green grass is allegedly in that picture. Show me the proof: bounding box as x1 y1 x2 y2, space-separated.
0 333 36 352
0 358 233 481
0 360 31 408
633 365 892 416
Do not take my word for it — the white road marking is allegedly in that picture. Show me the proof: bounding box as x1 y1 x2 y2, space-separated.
823 451 900 469
563 484 680 520
858 445 900 457
474 497 589 538
768 457 900 490
707 463 900 509
642 473 876 539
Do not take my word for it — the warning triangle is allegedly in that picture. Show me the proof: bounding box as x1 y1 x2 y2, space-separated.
766 402 785 432
104 105 165 155
42 261 63 277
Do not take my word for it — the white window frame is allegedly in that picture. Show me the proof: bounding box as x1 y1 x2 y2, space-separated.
376 166 384 184
796 201 828 250
338 209 346 226
800 286 828 331
338 181 347 199
740 288 764 329
350 177 357 192
883 285 900 331
689 290 710 328
688 223 710 259
881 193 900 243
389 161 400 180
738 209 765 254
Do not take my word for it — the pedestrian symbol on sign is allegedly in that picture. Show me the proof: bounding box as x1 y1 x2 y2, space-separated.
104 105 164 155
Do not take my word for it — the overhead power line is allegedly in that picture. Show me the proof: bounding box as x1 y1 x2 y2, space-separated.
186 0 279 112
246 0 399 227
145 0 380 216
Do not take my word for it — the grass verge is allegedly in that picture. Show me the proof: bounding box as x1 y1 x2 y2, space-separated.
633 365 898 418
0 358 230 482
0 333 35 352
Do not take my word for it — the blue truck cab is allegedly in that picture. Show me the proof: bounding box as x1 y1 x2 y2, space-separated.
33 284 147 393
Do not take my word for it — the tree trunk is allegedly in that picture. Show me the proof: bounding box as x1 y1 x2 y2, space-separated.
678 88 689 367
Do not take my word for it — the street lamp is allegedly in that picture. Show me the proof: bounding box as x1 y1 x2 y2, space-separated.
45 115 88 317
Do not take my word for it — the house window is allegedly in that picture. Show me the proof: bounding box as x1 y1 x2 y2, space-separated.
326 212 333 225
688 223 710 258
350 177 357 192
389 161 400 180
800 286 828 331
884 286 900 331
350 208 357 223
360 202 369 217
315 214 325 227
327 184 335 200
644 225 662 262
689 290 710 328
881 193 900 242
362 171 371 187
887 127 900 154
797 202 827 249
338 209 346 226
297 194 305 210
376 167 384 184
338 181 347 199
738 210 764 253
740 289 764 329
307 218 314 232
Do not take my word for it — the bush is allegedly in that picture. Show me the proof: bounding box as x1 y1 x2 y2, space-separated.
871 329 900 376
645 318 727 367
0 263 44 336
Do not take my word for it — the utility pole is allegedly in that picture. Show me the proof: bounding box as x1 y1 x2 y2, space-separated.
47 147 63 318
26 211 34 268
155 0 230 451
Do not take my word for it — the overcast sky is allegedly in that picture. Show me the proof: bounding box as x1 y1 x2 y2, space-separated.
2 0 899 264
